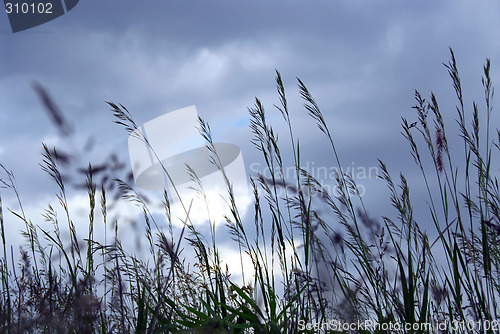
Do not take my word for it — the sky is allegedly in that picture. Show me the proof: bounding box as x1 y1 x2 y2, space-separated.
1 1 500 280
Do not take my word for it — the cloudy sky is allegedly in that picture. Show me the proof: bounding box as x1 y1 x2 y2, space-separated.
1 1 500 276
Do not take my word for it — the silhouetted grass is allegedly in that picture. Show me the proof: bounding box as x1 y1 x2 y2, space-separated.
0 49 499 333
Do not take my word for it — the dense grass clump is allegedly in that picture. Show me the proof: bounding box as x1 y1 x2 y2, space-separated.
1 49 500 333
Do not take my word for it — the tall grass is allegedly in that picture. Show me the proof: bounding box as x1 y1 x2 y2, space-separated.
0 49 499 333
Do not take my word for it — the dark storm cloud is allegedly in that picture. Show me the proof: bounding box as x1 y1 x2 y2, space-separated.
0 0 500 239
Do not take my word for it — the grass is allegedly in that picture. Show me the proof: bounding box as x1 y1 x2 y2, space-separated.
1 48 500 333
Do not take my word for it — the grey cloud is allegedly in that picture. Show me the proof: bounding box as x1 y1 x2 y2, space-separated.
1 1 500 244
